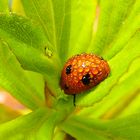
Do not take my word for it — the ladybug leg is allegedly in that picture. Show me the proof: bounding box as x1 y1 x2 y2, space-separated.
73 94 76 106
100 56 104 60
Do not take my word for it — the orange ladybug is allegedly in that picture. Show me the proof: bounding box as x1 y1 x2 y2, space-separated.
60 53 110 95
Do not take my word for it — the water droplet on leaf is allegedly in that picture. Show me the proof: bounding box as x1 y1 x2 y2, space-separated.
45 46 53 57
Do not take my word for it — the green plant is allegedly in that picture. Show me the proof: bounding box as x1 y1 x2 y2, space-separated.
0 0 140 139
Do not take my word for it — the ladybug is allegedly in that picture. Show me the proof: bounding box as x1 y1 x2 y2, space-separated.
60 53 110 105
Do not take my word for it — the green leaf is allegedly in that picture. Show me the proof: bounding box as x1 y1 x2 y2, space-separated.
53 129 66 140
0 14 60 75
0 13 48 51
104 112 140 139
20 0 62 53
0 108 47 139
12 0 25 15
100 69 140 119
0 0 9 12
79 58 140 119
0 13 62 97
35 112 60 140
0 30 61 96
25 71 45 101
60 116 109 140
87 0 136 54
0 104 20 124
104 0 140 59
8 1 96 99
0 103 69 139
77 31 140 107
0 40 44 109
118 90 140 118
20 0 97 64
65 0 97 62
61 113 140 140
19 0 70 66
25 108 68 140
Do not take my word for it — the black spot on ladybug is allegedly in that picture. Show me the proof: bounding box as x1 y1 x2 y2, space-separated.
64 84 69 90
66 65 72 75
82 73 91 85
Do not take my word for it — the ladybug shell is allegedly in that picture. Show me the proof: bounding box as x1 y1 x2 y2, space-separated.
60 53 110 94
